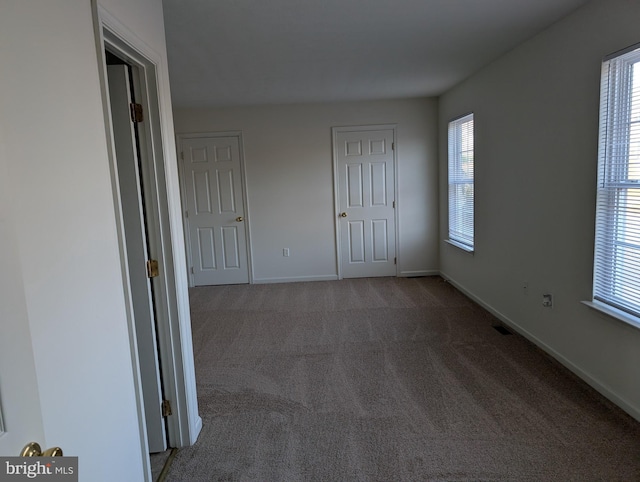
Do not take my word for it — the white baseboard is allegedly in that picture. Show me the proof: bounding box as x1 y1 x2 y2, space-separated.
190 415 203 445
440 271 640 423
399 270 440 277
252 275 339 284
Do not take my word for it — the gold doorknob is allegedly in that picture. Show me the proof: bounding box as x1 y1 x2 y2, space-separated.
340 212 347 218
236 216 244 222
43 447 64 457
21 442 63 457
21 442 41 457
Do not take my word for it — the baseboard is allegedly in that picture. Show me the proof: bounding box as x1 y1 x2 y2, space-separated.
399 270 440 277
190 415 203 445
252 275 339 284
440 271 640 423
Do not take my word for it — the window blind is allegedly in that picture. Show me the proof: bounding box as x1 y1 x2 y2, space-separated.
448 113 475 250
593 46 640 318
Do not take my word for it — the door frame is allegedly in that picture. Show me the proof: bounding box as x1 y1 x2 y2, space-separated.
332 124 399 279
176 131 253 287
106 63 168 452
93 3 202 475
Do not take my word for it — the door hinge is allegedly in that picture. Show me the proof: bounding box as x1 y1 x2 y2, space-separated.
392 142 395 151
180 151 184 160
392 201 395 209
190 266 194 275
146 259 159 278
130 103 144 123
394 257 397 265
162 399 172 417
185 210 189 218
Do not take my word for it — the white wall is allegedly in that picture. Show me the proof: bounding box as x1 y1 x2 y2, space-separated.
174 98 439 283
439 0 640 420
0 0 187 479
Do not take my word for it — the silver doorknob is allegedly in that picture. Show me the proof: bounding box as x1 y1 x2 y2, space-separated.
340 212 347 218
236 216 244 222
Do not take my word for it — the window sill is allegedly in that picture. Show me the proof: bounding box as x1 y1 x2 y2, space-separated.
445 239 474 254
582 300 640 331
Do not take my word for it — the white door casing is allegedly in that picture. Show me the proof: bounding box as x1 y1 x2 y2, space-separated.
107 64 167 453
334 126 397 278
99 10 202 459
179 134 250 286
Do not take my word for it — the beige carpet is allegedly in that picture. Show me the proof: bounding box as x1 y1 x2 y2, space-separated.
165 277 640 481
150 449 173 481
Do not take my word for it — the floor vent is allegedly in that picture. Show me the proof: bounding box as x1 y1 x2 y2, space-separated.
493 325 512 335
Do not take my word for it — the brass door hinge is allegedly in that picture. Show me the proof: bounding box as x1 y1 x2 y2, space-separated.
146 259 159 278
130 103 144 123
162 399 172 417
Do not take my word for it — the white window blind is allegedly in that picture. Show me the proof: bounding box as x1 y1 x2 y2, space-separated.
448 113 475 250
593 45 640 318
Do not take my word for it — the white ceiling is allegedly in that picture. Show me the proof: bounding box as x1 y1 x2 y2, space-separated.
162 0 591 108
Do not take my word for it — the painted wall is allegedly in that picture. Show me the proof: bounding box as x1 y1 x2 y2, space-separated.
439 0 640 420
173 98 439 283
0 0 188 479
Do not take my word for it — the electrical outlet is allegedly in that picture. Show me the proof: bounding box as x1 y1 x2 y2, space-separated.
283 248 290 257
542 294 553 308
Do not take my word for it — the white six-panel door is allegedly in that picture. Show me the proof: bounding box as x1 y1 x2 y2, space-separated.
335 127 397 278
180 135 249 286
107 65 167 453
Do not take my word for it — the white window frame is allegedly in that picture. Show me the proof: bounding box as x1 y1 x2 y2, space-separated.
447 113 475 252
588 43 640 328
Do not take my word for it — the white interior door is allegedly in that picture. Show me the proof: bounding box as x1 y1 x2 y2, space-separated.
0 203 45 456
335 127 397 278
181 135 249 286
107 65 167 453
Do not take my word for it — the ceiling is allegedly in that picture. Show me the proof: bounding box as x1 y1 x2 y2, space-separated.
162 0 591 108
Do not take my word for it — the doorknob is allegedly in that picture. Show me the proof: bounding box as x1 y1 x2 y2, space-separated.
236 216 244 222
21 442 63 457
340 212 347 218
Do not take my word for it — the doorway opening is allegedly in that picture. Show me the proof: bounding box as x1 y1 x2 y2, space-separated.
95 12 202 480
105 49 168 454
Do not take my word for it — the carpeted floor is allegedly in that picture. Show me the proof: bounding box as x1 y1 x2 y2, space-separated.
165 277 640 481
150 449 172 481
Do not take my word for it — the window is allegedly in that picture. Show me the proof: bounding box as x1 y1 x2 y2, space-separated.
592 44 640 320
448 113 475 251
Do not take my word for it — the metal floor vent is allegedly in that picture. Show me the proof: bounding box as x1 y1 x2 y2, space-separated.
493 325 512 335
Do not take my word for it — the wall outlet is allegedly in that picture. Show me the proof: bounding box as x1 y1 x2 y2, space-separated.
283 248 290 257
542 293 553 308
